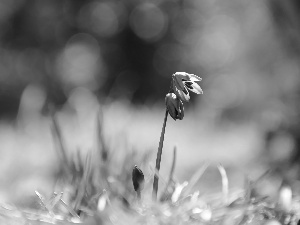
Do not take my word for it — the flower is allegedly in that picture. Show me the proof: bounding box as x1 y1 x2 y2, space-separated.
165 93 184 120
172 72 203 102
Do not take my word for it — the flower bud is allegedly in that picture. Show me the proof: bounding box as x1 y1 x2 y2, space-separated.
132 165 145 192
165 93 184 120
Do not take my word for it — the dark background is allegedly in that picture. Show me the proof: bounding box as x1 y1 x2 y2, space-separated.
0 0 299 120
0 0 208 117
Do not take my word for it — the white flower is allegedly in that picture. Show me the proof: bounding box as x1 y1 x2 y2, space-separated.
172 72 203 102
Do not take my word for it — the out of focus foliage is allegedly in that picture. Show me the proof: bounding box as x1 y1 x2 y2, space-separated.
2 0 299 123
0 0 210 116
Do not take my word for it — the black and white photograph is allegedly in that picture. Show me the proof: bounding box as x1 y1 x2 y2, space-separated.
0 0 299 224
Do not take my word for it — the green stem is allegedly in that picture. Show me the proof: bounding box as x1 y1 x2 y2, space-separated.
152 109 168 200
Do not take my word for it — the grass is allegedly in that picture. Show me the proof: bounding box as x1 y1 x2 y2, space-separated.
1 151 300 225
0 107 299 225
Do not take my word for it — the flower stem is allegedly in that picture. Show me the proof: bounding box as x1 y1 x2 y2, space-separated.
152 109 168 200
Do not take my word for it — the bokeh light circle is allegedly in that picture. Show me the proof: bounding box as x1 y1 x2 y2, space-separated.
191 15 240 69
129 3 168 42
56 33 104 91
78 1 127 37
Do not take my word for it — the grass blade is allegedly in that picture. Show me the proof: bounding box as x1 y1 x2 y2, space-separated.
217 163 229 205
183 161 210 196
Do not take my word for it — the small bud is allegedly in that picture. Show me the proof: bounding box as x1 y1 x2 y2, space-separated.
165 93 184 121
132 165 145 192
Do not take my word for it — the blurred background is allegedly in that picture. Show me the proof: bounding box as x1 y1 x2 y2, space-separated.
1 0 300 205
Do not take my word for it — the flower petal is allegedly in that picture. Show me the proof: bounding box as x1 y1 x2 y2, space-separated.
172 73 185 90
169 108 177 120
174 72 189 78
188 74 202 82
177 99 184 120
173 82 190 102
165 93 180 120
174 72 202 82
184 81 203 94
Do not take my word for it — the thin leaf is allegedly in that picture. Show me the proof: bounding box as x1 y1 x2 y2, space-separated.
51 116 71 175
48 192 64 211
182 161 210 196
171 181 188 203
73 151 93 211
59 199 80 219
217 163 229 205
96 108 108 162
149 164 167 185
160 146 177 201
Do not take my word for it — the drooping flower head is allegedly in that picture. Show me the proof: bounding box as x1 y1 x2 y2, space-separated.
172 72 203 102
165 93 184 120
